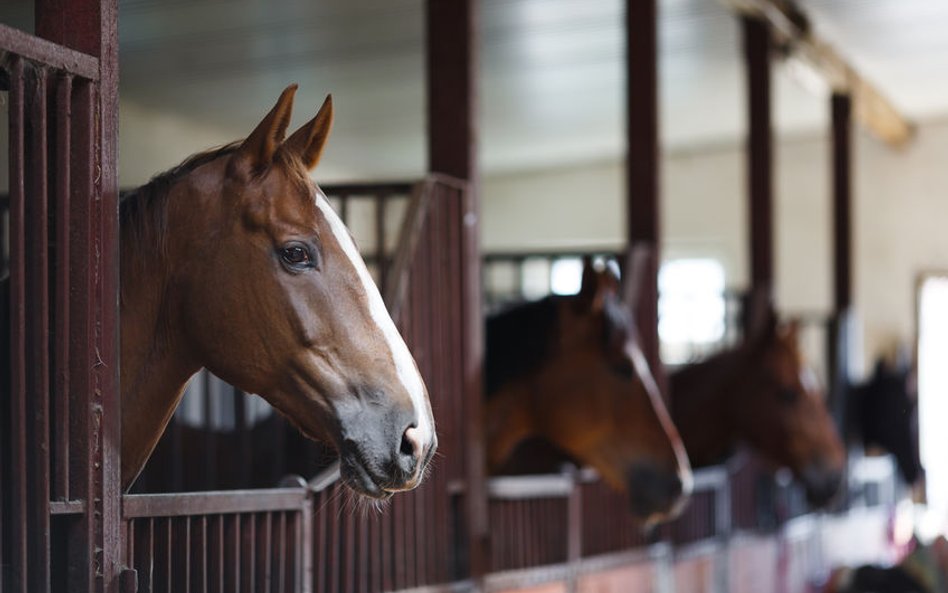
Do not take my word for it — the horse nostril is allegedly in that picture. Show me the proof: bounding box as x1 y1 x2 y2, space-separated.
399 425 423 474
400 428 418 458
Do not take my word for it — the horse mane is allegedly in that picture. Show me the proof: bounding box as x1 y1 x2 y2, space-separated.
670 345 748 394
485 296 560 396
119 142 242 261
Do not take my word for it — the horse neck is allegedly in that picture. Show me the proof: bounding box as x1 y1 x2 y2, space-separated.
670 348 747 467
119 188 202 490
483 297 559 471
484 383 537 472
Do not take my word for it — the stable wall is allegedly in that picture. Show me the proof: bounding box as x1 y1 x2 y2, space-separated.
481 118 948 372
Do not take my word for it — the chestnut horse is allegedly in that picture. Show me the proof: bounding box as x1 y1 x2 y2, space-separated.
485 261 692 522
670 310 846 506
5 86 435 497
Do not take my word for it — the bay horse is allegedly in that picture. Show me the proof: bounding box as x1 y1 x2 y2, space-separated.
485 260 693 523
847 358 922 485
670 308 846 506
4 85 436 497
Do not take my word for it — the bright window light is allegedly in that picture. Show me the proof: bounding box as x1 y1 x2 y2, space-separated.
551 257 584 295
658 258 726 364
918 277 948 538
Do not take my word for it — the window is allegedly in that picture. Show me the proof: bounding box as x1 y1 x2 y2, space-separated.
918 275 948 538
658 258 727 365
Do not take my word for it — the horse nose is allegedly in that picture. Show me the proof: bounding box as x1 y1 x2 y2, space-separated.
390 410 435 486
801 460 843 507
396 425 423 477
627 462 686 519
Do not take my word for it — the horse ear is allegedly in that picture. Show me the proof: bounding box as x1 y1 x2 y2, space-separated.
284 94 334 171
236 84 298 172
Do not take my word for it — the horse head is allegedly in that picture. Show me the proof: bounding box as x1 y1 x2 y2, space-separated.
120 86 435 496
735 314 846 505
486 259 691 522
853 358 922 485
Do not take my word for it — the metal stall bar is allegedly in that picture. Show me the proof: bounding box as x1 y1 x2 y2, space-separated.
7 54 29 593
25 65 52 593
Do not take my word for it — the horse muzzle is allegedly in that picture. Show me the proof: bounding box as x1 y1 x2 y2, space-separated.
800 460 843 507
627 462 689 522
336 396 437 498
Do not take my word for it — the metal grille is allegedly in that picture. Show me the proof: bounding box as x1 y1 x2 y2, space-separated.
124 489 312 593
1 18 119 593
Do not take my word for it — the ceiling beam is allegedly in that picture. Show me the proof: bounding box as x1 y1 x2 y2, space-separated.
725 0 915 148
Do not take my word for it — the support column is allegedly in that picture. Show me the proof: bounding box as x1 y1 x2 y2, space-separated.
830 92 854 420
626 0 662 377
742 16 774 303
425 0 487 584
832 93 853 314
35 1 121 592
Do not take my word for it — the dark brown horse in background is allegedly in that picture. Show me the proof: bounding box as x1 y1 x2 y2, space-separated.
3 86 436 499
670 307 846 506
847 357 922 486
485 260 692 523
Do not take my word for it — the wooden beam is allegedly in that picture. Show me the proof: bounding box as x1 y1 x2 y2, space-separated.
425 0 488 585
832 93 853 313
743 16 775 298
625 0 662 378
725 0 914 148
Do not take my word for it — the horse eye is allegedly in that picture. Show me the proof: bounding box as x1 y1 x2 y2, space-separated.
280 245 311 267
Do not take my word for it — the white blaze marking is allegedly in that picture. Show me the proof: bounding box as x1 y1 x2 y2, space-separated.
800 367 820 395
315 193 433 444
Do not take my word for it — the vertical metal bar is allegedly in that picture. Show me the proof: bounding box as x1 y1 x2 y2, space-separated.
313 494 326 593
145 519 154 593
240 515 255 593
25 68 52 593
64 76 95 593
275 513 286 593
259 513 271 593
202 373 215 490
52 73 73 502
380 492 393 591
743 15 775 297
223 515 238 593
234 387 251 488
375 195 388 293
8 56 29 593
300 500 314 593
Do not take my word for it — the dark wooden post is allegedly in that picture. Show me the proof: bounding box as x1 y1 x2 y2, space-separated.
832 93 853 314
742 16 774 304
35 1 121 592
626 0 663 379
425 0 487 583
829 93 854 422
